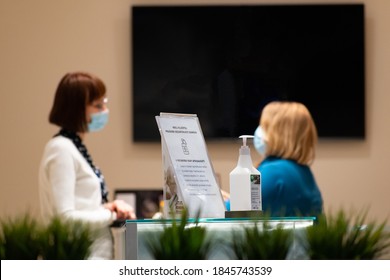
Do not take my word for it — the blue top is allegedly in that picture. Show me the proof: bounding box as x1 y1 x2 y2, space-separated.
257 156 323 217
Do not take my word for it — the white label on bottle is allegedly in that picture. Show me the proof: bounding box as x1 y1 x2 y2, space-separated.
250 174 261 210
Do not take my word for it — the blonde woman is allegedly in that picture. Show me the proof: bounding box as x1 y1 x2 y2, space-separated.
253 101 323 217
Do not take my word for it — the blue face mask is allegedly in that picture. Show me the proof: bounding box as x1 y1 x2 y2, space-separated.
88 110 109 132
254 126 267 156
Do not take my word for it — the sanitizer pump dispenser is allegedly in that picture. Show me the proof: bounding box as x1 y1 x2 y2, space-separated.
229 135 262 211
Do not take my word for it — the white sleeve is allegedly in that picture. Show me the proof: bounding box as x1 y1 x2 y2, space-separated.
44 141 116 227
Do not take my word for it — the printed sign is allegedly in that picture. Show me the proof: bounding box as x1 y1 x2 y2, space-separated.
156 113 226 218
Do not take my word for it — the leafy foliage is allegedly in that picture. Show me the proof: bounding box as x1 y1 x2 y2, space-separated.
231 221 293 260
0 214 43 260
0 214 95 260
146 208 214 259
304 209 390 259
40 216 95 260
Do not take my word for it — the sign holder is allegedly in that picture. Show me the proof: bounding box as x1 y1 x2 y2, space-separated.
155 113 226 218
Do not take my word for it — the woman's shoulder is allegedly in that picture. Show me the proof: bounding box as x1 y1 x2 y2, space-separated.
259 157 305 174
43 136 78 157
45 135 73 149
260 156 297 168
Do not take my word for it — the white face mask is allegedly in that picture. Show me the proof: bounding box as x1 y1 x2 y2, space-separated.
254 126 267 156
88 110 109 132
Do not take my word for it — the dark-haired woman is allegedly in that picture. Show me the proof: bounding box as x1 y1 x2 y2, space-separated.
39 72 135 259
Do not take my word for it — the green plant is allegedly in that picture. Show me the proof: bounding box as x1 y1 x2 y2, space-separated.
40 216 95 260
0 214 43 260
0 239 4 259
146 208 214 259
0 214 96 260
304 209 390 259
231 220 293 260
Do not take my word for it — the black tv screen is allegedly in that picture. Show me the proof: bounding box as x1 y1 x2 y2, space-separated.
132 4 365 142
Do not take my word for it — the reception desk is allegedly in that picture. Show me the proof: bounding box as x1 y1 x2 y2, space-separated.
123 217 316 260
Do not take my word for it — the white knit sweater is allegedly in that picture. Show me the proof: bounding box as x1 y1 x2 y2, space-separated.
39 135 116 259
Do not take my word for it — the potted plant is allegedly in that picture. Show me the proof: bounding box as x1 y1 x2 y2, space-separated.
145 208 215 259
40 216 95 260
0 214 43 260
230 219 293 260
0 214 95 260
303 209 390 259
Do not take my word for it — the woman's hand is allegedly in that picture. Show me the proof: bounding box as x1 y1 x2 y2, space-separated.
104 200 136 220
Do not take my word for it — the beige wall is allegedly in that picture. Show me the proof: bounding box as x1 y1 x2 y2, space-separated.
1 0 389 223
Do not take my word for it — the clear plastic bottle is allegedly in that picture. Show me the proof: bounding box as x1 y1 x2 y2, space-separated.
229 135 262 211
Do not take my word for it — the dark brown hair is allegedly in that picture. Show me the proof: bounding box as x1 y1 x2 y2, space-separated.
49 72 106 132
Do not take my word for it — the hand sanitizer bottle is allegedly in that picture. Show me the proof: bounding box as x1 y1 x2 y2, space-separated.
229 135 262 211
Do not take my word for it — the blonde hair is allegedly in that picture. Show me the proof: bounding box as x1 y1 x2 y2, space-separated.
260 101 317 165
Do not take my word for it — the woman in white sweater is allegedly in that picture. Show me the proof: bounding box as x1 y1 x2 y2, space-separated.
39 72 135 259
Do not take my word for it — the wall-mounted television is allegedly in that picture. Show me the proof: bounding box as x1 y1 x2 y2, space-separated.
132 4 365 142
